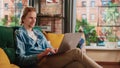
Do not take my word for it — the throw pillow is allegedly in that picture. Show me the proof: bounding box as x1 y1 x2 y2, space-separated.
45 33 64 48
0 48 10 65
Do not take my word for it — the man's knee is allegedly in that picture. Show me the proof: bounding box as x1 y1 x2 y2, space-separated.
70 48 83 60
72 48 82 54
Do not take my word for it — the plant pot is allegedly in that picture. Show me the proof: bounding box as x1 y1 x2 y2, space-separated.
106 42 117 48
117 41 120 48
90 43 97 46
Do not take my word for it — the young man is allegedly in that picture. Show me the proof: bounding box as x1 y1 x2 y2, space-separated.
16 6 102 68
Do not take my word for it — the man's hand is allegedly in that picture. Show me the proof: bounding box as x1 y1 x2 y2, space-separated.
54 48 58 53
37 48 58 60
43 48 58 55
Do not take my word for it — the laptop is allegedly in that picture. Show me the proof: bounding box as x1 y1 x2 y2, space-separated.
57 33 82 53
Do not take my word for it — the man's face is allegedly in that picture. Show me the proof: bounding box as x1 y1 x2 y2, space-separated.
23 11 36 28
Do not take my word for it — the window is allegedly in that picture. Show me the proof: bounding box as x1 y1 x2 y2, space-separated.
0 0 29 26
102 1 108 6
76 0 120 48
82 1 86 7
91 14 95 20
102 0 111 6
0 0 3 19
91 1 95 7
15 1 23 18
4 3 8 10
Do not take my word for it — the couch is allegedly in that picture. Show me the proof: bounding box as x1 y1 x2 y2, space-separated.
0 26 102 68
0 26 65 68
0 26 19 68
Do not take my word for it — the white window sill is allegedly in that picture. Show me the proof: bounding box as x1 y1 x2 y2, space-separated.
86 46 120 50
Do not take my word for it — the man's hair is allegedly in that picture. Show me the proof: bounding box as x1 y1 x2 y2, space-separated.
20 6 36 25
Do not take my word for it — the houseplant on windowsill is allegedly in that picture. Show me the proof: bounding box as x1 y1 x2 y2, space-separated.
106 35 118 48
89 28 97 46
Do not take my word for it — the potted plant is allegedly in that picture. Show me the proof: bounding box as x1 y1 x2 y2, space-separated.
88 28 97 46
106 34 118 48
75 19 96 46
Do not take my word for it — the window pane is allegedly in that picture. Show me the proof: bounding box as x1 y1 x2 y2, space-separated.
91 1 95 7
97 27 120 46
14 0 29 26
76 0 120 47
82 1 86 7
91 14 95 20
102 1 108 6
0 0 29 26
4 3 8 10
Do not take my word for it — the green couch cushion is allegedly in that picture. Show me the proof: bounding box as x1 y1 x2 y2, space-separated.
0 26 15 63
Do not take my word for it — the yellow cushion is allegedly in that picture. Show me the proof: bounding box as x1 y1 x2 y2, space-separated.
0 64 11 68
0 64 19 68
0 48 10 65
45 33 64 48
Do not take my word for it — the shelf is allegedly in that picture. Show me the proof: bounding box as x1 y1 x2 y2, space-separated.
38 0 64 33
37 14 63 18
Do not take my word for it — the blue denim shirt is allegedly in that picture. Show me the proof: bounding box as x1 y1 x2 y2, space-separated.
16 27 52 66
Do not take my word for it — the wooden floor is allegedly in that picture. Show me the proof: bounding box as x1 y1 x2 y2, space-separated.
97 62 120 68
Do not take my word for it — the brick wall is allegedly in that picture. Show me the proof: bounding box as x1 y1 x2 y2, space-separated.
40 0 63 33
